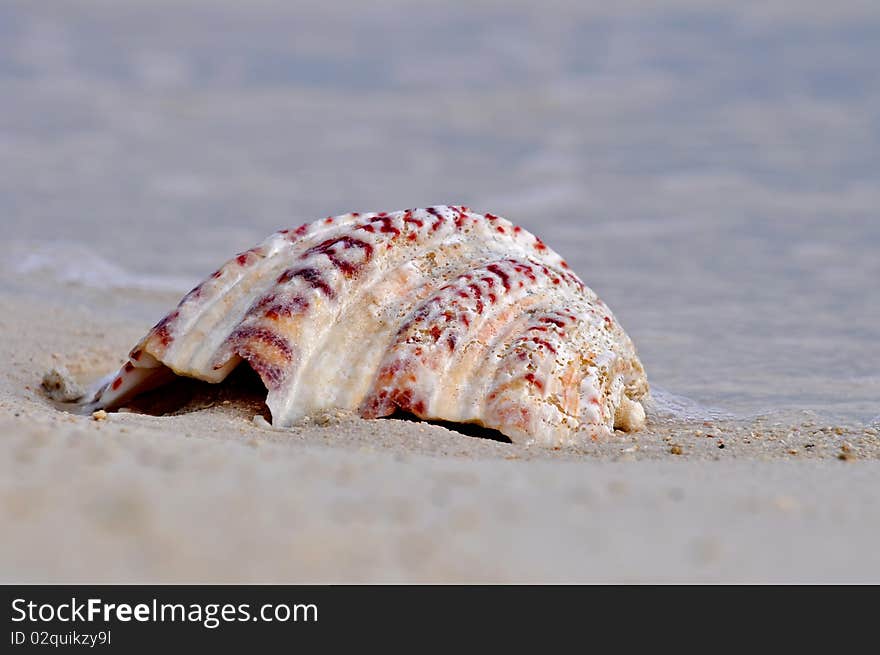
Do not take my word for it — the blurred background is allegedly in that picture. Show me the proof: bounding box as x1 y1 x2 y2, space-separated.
2 0 878 421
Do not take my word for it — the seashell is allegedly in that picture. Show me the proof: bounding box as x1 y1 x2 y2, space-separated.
86 206 648 446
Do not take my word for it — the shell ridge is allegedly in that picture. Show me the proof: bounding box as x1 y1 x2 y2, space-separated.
258 209 441 420
202 214 385 390
483 305 590 443
425 257 582 419
266 207 496 422
359 252 574 422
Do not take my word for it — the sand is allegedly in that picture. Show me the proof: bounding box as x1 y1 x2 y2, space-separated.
2 288 879 583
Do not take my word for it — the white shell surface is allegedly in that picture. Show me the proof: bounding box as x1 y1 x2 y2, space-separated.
93 206 648 445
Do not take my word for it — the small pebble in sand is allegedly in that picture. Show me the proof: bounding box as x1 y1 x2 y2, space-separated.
92 410 108 421
41 366 84 403
313 409 350 427
669 444 683 455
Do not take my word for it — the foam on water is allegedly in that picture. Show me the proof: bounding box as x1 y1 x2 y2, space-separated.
6 241 192 294
643 387 733 423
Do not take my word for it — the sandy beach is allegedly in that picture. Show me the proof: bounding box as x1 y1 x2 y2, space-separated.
2 0 879 582
2 279 879 583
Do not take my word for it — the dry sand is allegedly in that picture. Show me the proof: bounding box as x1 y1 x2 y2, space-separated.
2 288 879 583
